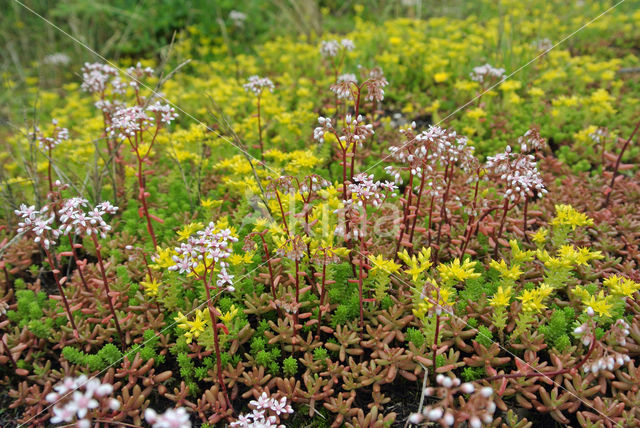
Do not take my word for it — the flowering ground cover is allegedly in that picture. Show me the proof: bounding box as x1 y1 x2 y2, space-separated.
1 1 640 427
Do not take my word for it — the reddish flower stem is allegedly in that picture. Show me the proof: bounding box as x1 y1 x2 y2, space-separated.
68 235 89 292
603 119 640 207
90 235 125 346
201 261 231 409
494 198 510 258
44 248 78 339
315 261 328 339
274 191 290 237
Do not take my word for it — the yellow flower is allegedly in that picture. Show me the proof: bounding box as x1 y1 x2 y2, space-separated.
398 248 432 283
229 252 255 266
368 254 401 277
558 245 603 266
177 222 203 241
551 205 594 230
438 258 480 284
531 228 548 246
175 309 208 343
509 240 535 264
434 72 449 83
517 288 548 313
220 305 238 325
604 275 640 298
140 278 161 297
151 247 176 270
489 259 522 281
490 285 512 308
201 198 222 209
583 291 614 318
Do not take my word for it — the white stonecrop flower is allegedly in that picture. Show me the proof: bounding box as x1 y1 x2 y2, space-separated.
48 376 120 427
243 75 275 96
331 73 358 99
485 147 547 202
57 199 118 239
313 116 333 143
37 119 69 150
81 62 118 93
15 204 58 249
145 407 192 428
470 63 506 83
147 101 179 125
320 38 355 57
168 223 238 290
231 393 293 427
107 105 154 140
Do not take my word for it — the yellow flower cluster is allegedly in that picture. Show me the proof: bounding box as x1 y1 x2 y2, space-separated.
551 204 595 230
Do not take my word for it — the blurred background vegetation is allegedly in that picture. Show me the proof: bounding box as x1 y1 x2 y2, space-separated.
1 0 638 124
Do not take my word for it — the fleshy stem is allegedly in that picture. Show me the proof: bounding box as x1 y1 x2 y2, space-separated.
43 248 78 339
90 235 125 346
432 293 441 377
408 165 430 254
434 163 454 263
293 258 301 352
47 146 54 194
394 171 414 259
126 119 163 248
494 198 511 258
198 259 232 409
315 261 328 339
273 190 290 237
68 235 89 292
603 119 640 208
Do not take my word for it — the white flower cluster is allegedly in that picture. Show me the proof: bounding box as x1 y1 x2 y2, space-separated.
43 53 71 66
330 73 358 99
517 128 546 153
229 10 247 26
363 66 389 102
385 125 475 184
126 62 154 80
243 75 275 96
348 173 397 208
469 63 506 83
145 407 191 428
589 127 608 144
58 198 118 239
299 175 330 194
36 119 69 151
410 376 495 427
168 223 237 291
15 204 58 249
313 116 333 143
147 101 179 125
47 375 120 427
81 62 118 94
107 105 154 140
319 38 355 57
583 353 631 375
485 146 547 201
230 392 293 428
